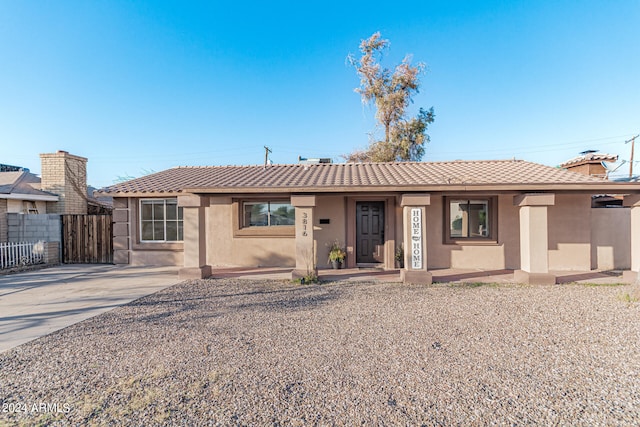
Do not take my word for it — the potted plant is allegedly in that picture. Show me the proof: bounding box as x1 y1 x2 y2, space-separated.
327 241 347 269
395 244 404 269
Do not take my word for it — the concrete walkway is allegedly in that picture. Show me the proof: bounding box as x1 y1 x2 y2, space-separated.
0 264 180 353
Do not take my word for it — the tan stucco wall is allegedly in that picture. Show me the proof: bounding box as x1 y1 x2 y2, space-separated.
206 197 296 268
426 194 521 270
591 208 631 270
548 194 591 271
131 250 183 266
116 197 184 267
314 196 347 269
426 194 595 271
120 191 609 273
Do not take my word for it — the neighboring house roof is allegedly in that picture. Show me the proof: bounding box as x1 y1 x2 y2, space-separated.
560 153 619 168
0 171 59 201
87 186 113 210
97 160 640 196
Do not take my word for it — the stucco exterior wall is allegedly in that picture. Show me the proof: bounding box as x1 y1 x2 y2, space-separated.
548 194 592 271
314 196 346 269
206 196 296 268
591 208 631 270
114 197 184 267
426 194 521 270
118 191 618 273
130 250 183 266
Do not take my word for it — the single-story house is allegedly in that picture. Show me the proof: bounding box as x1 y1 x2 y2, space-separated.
97 160 640 284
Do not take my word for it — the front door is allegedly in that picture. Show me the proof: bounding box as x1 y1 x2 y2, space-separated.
356 202 385 264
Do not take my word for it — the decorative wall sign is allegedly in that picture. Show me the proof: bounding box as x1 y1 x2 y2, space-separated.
411 208 423 269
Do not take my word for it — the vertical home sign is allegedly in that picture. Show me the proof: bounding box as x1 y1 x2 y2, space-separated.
411 208 423 269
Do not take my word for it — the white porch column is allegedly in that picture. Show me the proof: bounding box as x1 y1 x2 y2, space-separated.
623 195 640 283
513 193 555 285
291 195 317 280
400 194 432 284
178 194 211 279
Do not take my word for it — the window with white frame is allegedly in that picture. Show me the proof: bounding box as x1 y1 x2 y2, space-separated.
140 199 183 242
242 201 295 227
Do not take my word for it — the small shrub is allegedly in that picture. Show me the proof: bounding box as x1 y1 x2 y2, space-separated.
298 272 319 285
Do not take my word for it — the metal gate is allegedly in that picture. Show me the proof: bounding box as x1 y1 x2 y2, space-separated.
61 214 113 264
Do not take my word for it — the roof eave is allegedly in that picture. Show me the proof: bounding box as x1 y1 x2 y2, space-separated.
183 182 640 194
97 182 640 197
94 190 184 197
0 193 59 202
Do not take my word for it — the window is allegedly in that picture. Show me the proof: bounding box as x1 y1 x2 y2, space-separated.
446 198 496 242
140 199 183 242
243 201 295 227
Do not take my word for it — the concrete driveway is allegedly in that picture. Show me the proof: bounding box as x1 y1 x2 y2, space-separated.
0 264 180 353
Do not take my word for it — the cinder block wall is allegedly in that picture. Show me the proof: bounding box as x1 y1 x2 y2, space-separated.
40 151 88 214
7 213 62 264
7 213 62 243
44 242 60 265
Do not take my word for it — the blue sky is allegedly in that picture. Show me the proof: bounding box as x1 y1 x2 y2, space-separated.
1 1 638 187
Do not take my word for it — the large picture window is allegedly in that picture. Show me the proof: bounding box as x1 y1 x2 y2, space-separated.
243 201 295 227
446 197 496 242
140 199 183 242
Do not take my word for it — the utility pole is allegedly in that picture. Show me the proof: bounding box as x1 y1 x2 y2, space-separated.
626 134 639 178
263 146 272 169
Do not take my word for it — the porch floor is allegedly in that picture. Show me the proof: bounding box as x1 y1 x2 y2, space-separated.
208 267 631 285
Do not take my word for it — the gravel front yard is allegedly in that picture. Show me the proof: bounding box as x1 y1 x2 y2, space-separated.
1 279 639 426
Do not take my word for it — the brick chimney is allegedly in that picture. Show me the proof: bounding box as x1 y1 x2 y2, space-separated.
40 151 88 214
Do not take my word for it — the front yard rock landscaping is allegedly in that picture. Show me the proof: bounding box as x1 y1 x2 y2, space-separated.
1 279 639 425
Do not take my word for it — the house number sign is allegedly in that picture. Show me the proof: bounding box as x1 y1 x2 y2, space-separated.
411 208 423 269
302 212 308 237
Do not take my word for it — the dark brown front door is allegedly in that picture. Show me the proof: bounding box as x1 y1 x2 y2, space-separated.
356 202 385 264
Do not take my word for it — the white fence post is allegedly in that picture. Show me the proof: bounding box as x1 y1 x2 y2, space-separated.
0 241 46 270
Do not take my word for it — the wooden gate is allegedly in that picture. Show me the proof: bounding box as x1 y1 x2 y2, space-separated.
61 215 113 264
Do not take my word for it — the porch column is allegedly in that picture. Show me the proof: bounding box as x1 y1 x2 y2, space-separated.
623 195 640 283
513 193 555 285
291 195 317 280
400 194 432 284
178 194 211 279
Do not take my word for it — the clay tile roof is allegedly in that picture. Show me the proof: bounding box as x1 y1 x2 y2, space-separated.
94 160 635 196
